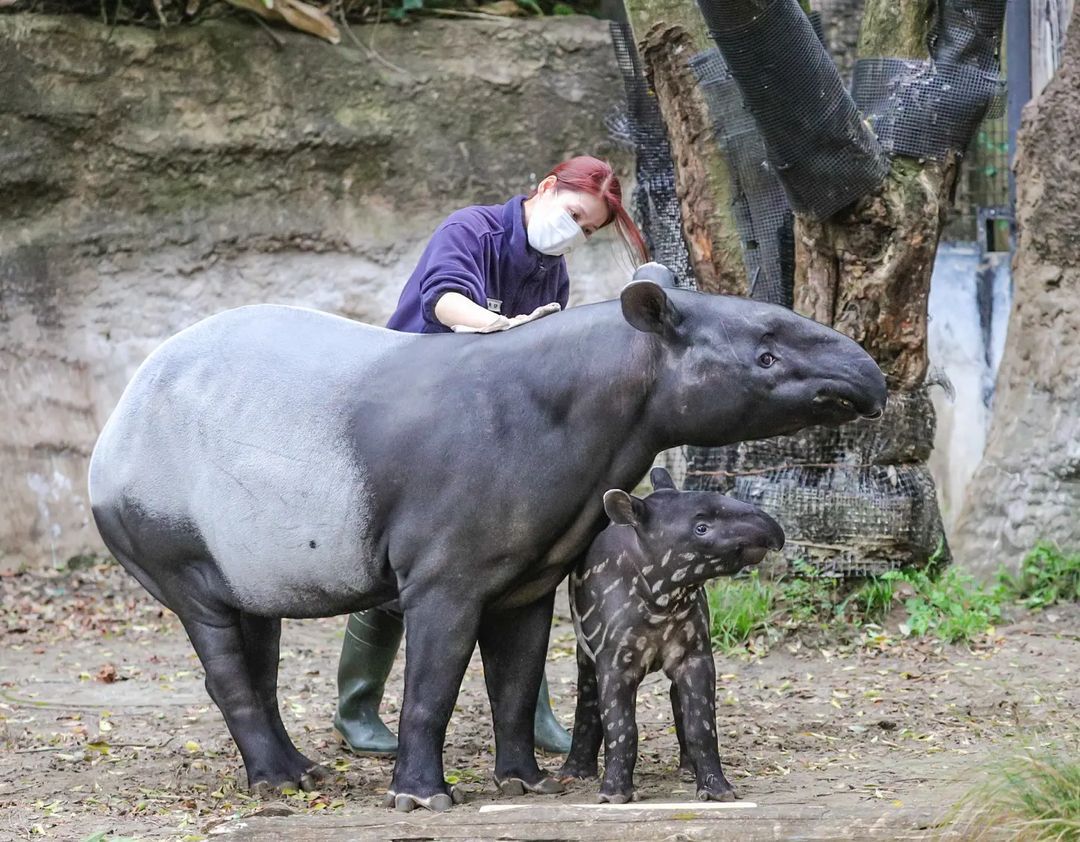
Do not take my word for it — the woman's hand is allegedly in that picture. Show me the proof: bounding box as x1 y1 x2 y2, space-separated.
452 302 561 334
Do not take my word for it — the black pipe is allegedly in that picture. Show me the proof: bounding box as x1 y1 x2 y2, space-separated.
1005 0 1031 218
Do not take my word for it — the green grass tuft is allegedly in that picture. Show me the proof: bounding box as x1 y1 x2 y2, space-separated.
953 748 1080 841
707 571 774 651
997 542 1080 611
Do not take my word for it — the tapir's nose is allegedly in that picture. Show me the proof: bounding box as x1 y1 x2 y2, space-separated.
760 512 785 551
854 354 888 419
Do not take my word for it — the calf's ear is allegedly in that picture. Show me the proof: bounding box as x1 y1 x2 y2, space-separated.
604 489 644 527
620 281 681 336
649 466 677 491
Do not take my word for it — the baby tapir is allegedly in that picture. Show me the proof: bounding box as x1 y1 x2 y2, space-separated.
558 467 784 803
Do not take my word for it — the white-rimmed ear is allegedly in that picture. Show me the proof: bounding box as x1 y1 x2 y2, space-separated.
603 489 644 526
632 262 678 289
649 466 677 491
620 281 681 336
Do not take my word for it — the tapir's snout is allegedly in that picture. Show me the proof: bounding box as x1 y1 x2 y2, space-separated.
731 509 785 569
761 512 785 551
812 342 888 422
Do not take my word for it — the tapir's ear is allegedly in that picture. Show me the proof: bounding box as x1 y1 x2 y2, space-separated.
604 489 644 527
632 262 678 289
649 466 677 492
620 281 681 336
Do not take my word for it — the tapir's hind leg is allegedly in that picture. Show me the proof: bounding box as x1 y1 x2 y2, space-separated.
477 591 565 797
237 614 329 792
179 604 320 792
94 507 322 791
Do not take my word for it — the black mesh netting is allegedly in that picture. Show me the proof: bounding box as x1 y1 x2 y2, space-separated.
699 0 888 220
685 388 950 576
609 21 696 290
689 48 794 307
851 0 1005 161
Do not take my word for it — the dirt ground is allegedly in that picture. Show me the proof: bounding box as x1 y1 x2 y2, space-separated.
1 562 1077 841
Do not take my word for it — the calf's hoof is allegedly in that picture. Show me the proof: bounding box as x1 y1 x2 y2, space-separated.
696 772 737 802
381 787 465 812
597 789 639 804
556 761 598 782
697 787 738 802
496 775 566 796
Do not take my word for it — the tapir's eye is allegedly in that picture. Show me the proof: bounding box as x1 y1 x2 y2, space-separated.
758 352 776 368
694 523 709 536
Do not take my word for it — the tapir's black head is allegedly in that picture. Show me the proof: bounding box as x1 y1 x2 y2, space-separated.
620 269 888 446
603 467 784 593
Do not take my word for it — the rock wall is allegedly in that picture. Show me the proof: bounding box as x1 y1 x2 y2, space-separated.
952 8 1080 576
0 13 632 569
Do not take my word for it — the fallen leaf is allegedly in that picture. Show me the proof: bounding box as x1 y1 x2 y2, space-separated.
224 0 340 44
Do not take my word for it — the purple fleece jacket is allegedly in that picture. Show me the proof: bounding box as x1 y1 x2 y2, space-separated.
386 195 570 334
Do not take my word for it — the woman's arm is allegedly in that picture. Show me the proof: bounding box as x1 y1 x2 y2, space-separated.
433 292 501 330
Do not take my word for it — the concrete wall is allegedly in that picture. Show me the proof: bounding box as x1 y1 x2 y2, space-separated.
0 13 632 569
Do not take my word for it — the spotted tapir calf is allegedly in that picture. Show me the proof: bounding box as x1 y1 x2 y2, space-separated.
559 467 784 803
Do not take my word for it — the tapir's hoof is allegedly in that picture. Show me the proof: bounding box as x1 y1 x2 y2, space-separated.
556 766 598 783
251 781 275 800
597 790 639 804
697 787 738 802
381 790 455 812
496 776 565 796
300 765 330 791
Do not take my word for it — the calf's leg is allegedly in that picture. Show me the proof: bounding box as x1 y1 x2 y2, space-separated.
558 642 603 781
595 663 646 803
669 652 736 801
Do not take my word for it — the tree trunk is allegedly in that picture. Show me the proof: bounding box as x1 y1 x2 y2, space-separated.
953 5 1080 576
795 0 955 389
623 0 745 293
631 0 1008 575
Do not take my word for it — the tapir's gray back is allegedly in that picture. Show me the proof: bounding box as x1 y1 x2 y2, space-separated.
88 305 411 616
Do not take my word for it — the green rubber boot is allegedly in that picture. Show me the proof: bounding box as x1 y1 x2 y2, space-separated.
534 672 572 754
334 608 404 755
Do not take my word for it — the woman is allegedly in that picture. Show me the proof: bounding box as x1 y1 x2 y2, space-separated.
335 155 648 755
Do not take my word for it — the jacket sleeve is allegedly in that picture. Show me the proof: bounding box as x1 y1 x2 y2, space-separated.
417 223 490 329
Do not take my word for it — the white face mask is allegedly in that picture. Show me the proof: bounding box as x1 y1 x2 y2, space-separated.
527 195 587 256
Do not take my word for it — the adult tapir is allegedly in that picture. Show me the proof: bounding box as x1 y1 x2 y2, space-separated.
88 274 886 812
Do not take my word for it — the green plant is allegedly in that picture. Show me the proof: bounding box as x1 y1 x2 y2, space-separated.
997 542 1080 611
839 575 896 624
953 748 1080 840
776 562 840 625
883 567 1001 643
707 572 774 651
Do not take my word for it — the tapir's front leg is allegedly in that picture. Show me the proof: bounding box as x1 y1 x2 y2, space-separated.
477 591 565 796
386 588 481 812
558 642 602 780
668 651 736 802
595 660 646 804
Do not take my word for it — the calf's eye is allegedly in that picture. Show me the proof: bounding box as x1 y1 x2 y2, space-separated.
758 352 776 368
694 523 709 536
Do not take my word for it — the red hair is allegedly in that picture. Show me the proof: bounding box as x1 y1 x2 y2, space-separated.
531 156 649 264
